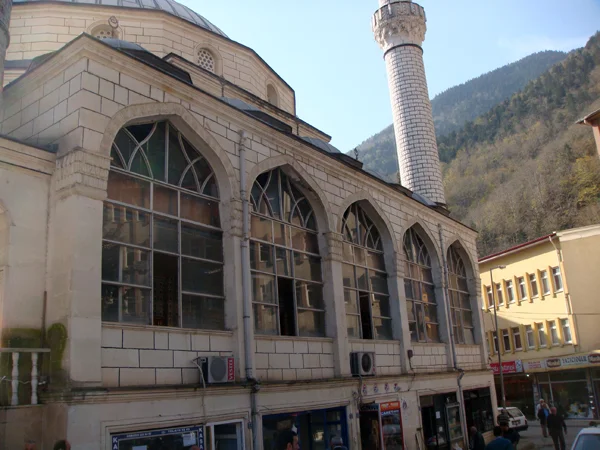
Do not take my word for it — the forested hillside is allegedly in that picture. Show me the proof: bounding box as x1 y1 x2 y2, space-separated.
443 33 600 255
353 51 567 178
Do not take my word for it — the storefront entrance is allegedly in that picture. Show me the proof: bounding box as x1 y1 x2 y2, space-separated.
537 370 595 419
262 407 348 450
420 393 464 450
359 402 405 450
495 374 535 418
463 388 494 434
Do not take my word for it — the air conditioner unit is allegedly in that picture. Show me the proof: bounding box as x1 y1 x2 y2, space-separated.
350 352 376 377
198 356 235 384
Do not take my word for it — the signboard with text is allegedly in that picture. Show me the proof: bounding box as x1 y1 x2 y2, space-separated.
490 360 523 375
522 353 600 372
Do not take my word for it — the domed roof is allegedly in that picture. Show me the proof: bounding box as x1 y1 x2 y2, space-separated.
14 0 228 37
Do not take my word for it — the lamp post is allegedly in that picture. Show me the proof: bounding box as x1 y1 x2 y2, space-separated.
490 265 507 409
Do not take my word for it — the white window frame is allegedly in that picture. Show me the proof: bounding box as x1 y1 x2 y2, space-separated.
549 320 560 346
205 420 245 450
529 274 539 298
552 267 563 292
496 283 504 306
502 329 510 352
493 333 499 353
518 277 527 301
512 327 522 351
561 318 572 344
537 322 547 348
541 270 551 295
506 280 515 303
486 286 494 309
525 325 535 349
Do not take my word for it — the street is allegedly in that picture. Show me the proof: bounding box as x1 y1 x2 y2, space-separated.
518 420 588 449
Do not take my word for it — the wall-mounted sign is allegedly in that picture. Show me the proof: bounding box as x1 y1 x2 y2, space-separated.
111 426 203 450
490 360 523 375
522 353 600 372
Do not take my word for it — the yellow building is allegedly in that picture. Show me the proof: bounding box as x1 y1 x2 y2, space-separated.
479 225 600 420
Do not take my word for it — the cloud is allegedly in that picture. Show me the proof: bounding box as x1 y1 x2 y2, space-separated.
497 35 589 58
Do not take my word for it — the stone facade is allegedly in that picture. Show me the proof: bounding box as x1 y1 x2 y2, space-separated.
0 2 495 449
373 1 446 204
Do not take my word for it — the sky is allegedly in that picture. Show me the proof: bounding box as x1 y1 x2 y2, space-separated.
180 0 600 151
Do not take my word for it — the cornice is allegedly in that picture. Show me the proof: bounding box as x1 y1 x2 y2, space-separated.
0 135 56 175
372 1 427 52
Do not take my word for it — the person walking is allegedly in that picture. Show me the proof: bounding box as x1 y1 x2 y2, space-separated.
469 426 486 450
53 440 71 450
547 407 567 450
485 426 513 450
537 399 550 437
500 422 520 450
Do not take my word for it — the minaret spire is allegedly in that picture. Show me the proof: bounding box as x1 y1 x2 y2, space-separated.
372 1 446 205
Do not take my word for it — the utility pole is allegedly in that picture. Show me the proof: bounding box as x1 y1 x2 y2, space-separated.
490 265 507 409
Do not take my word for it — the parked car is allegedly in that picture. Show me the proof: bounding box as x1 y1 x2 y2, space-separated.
497 407 528 431
570 426 600 450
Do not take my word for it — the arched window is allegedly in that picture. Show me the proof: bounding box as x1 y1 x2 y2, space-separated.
342 203 391 340
197 48 215 73
91 24 115 40
250 168 323 337
448 245 474 344
403 228 438 342
267 84 279 107
102 121 223 330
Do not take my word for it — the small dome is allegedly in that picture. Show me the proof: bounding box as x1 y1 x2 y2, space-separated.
14 0 228 37
101 38 147 51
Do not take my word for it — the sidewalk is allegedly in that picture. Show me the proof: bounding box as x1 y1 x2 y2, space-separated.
519 420 589 449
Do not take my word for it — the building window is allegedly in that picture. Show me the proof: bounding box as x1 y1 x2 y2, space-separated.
267 84 279 107
525 325 535 349
493 333 499 353
549 320 560 346
447 245 474 345
250 168 324 337
496 283 504 306
541 270 551 295
506 280 515 303
537 322 547 347
502 329 510 352
552 267 563 291
206 421 244 450
404 228 438 342
197 48 215 73
529 273 539 297
561 318 572 344
486 334 490 353
91 24 115 40
342 203 391 340
512 327 522 351
486 286 494 309
518 277 527 301
102 121 223 329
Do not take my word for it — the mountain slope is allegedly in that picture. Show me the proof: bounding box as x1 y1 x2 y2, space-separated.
443 33 600 255
353 51 568 178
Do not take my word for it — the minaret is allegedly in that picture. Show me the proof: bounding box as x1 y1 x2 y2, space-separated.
0 0 11 90
373 0 446 205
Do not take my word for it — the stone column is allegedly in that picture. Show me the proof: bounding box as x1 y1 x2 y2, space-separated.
0 0 12 90
46 148 110 387
372 1 446 205
322 231 351 377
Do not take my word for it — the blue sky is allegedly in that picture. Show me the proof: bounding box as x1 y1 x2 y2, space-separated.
182 0 600 151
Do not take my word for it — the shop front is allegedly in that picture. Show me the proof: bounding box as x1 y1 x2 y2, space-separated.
420 393 464 450
462 388 494 434
110 421 244 450
537 370 595 419
359 401 404 450
262 406 348 450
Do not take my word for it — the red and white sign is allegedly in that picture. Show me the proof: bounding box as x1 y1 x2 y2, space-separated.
490 360 523 375
227 357 235 382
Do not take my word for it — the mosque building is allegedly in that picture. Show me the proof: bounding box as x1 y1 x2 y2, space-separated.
0 0 496 448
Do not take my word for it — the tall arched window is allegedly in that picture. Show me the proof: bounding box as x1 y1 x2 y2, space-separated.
342 204 391 340
448 245 474 344
403 228 439 342
250 168 324 337
102 121 224 330
267 84 279 107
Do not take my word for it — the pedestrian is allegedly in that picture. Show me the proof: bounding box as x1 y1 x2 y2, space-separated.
537 399 550 437
485 426 513 450
25 440 36 450
330 436 345 450
469 426 485 450
547 407 567 450
276 430 299 450
53 440 71 450
500 422 520 450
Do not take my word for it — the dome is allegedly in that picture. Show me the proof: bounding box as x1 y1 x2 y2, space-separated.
101 38 147 51
14 0 228 37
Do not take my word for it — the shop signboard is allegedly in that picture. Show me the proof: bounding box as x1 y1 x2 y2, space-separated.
111 425 204 450
523 353 600 372
490 360 523 375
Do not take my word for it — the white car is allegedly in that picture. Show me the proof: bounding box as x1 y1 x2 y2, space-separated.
570 426 600 450
497 407 528 431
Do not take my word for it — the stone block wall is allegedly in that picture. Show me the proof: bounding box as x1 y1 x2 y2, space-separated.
5 4 295 114
411 344 449 373
455 346 484 371
254 338 335 381
349 340 402 375
101 326 235 387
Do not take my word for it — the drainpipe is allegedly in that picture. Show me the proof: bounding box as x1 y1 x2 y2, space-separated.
438 224 468 444
239 130 259 450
